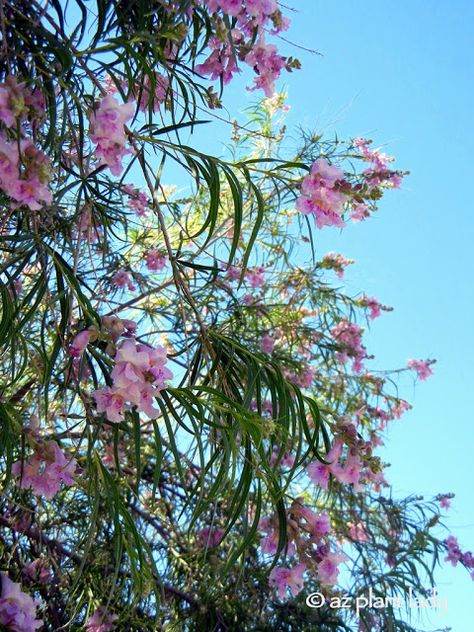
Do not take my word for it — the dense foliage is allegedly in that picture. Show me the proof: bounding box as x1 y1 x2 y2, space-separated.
0 1 471 630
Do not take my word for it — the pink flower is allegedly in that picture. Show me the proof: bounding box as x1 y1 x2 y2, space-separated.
297 366 315 388
225 265 241 281
70 329 93 358
260 334 274 354
0 77 44 128
246 266 265 288
137 73 169 112
259 516 295 557
124 185 149 216
245 38 286 97
112 270 136 291
306 441 343 490
438 495 451 510
317 550 347 587
218 0 242 17
444 536 462 567
0 134 51 210
145 249 167 272
89 95 134 175
198 526 225 548
12 442 76 499
269 563 306 600
332 319 366 373
359 294 383 319
0 574 43 632
296 159 348 228
85 607 118 632
93 387 126 423
321 252 353 278
333 452 363 489
407 358 433 381
348 522 369 542
93 340 173 422
298 507 331 539
350 202 371 222
22 560 51 585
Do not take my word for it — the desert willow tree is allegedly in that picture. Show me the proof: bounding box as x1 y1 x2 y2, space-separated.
0 0 471 630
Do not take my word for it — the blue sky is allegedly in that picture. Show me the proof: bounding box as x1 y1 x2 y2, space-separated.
286 2 474 628
199 1 474 628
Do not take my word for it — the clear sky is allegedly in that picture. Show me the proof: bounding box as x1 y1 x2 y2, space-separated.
203 1 474 628
287 2 474 629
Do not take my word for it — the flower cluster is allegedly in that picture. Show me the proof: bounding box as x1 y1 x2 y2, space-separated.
89 95 134 176
196 0 294 95
245 266 265 288
307 441 364 491
12 441 76 499
93 339 173 423
123 185 150 217
22 560 51 586
85 607 118 632
0 574 43 632
244 38 287 97
320 252 354 278
260 333 274 353
331 319 366 373
296 159 348 228
0 76 44 129
145 248 168 272
262 500 348 598
0 77 51 210
444 536 474 579
358 294 390 320
354 137 405 190
198 526 225 548
136 72 169 112
112 270 136 291
407 358 433 381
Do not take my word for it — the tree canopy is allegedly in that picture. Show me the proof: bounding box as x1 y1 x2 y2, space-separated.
0 1 471 631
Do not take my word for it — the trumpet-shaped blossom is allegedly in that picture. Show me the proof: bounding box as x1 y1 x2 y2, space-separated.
12 441 76 499
306 441 343 490
444 536 462 567
112 270 136 291
70 329 93 358
407 358 433 381
124 185 150 217
359 294 383 319
244 39 286 97
260 334 274 353
198 526 225 548
296 158 348 228
348 522 369 542
0 135 51 210
331 319 366 373
0 574 43 632
321 252 353 278
438 495 451 510
317 550 348 587
258 516 295 557
269 563 306 600
22 559 51 586
85 607 118 632
145 249 167 272
246 266 265 288
93 339 173 422
89 95 134 175
0 76 44 128
137 73 169 112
